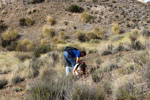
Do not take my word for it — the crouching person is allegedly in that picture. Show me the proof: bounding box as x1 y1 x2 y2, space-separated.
73 61 88 79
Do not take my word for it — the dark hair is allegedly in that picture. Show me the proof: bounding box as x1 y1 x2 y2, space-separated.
81 51 86 56
80 61 87 72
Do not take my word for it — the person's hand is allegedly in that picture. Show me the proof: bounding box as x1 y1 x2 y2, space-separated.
76 76 80 79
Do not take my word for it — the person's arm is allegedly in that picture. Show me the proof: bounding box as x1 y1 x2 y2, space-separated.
73 64 79 78
82 68 88 79
76 57 79 64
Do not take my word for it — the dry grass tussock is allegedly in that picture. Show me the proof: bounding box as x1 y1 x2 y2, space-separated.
81 12 93 23
46 16 55 25
2 30 18 41
42 25 55 39
112 74 142 100
0 52 21 74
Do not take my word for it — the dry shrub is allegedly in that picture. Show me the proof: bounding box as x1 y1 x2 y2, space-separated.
86 31 97 40
43 26 55 38
81 12 93 23
46 16 55 25
16 39 33 52
112 23 120 34
2 10 7 14
0 21 7 33
40 38 48 46
2 30 18 41
0 2 2 10
112 76 141 100
93 27 104 38
75 30 87 42
0 79 8 89
59 31 67 40
19 17 34 26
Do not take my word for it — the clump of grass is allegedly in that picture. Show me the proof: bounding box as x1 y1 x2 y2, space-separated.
27 8 37 14
0 22 7 33
59 31 67 40
93 27 104 38
86 31 98 40
113 77 141 100
75 30 87 42
0 79 8 89
81 12 93 23
102 61 118 72
19 17 34 26
33 44 50 58
2 10 7 14
11 76 25 85
46 16 55 25
129 29 140 43
29 0 44 4
66 4 83 13
0 2 3 10
112 23 120 34
42 26 55 38
16 39 33 52
99 43 114 56
13 87 23 92
2 30 18 41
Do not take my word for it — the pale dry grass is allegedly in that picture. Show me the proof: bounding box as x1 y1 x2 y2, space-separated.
0 52 21 73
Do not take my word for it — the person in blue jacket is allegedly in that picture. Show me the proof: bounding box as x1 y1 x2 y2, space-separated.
63 47 86 75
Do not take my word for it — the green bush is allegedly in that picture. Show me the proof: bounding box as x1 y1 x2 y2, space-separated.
66 4 83 13
29 0 44 4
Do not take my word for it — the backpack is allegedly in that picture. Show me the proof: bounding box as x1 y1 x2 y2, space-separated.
76 61 87 73
64 46 78 55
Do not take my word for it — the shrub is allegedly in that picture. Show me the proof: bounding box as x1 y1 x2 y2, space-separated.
129 29 140 43
33 45 51 58
75 30 87 42
0 20 7 33
2 30 18 41
114 79 141 100
46 16 55 25
15 53 33 61
86 31 98 39
2 30 19 47
0 2 3 10
29 0 44 4
43 26 55 38
112 23 120 34
13 87 23 92
66 4 83 13
93 27 104 38
103 62 118 72
19 17 34 26
0 79 8 89
140 29 150 37
16 39 33 52
81 12 93 23
59 31 67 40
2 10 7 14
11 76 25 85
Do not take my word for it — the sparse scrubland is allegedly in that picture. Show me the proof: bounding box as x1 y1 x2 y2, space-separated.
1 0 150 100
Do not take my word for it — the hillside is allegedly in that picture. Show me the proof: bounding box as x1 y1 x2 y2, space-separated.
1 0 150 100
